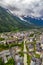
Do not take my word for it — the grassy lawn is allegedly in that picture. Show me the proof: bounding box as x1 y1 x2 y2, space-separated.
0 58 4 65
0 42 22 51
0 44 9 51
18 41 24 57
35 54 40 58
5 58 15 65
29 33 34 37
33 40 36 54
27 54 32 65
19 52 24 57
0 38 5 41
0 58 15 65
21 41 24 51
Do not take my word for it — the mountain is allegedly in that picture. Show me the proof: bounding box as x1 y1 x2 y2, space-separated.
0 6 42 33
0 6 36 33
22 16 43 27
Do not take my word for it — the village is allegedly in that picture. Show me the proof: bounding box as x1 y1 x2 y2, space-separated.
0 30 43 65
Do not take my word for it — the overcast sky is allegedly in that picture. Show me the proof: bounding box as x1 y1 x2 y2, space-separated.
0 0 43 17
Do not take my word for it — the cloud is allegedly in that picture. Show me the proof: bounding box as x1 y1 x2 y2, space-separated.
0 0 43 17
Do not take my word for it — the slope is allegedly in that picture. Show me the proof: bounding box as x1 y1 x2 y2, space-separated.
0 6 35 32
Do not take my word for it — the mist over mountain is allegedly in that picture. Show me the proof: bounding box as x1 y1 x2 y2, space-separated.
0 0 43 18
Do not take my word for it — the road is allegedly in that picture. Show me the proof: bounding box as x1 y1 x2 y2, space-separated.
24 39 27 65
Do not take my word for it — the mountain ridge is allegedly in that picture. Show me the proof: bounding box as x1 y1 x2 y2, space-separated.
22 16 43 27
